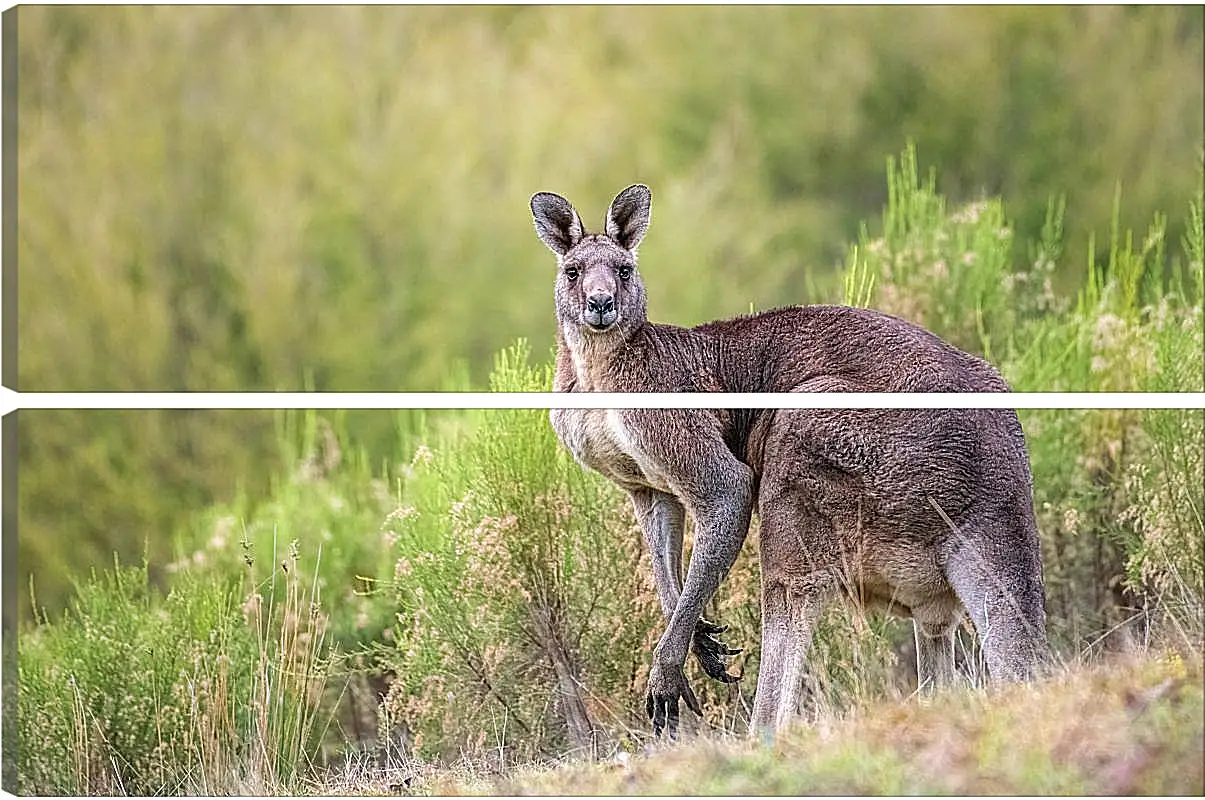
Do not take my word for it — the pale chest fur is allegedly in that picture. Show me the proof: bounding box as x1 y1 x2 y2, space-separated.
562 329 621 393
550 408 673 494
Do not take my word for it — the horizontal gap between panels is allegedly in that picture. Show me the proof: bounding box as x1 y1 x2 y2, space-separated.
2 389 1204 413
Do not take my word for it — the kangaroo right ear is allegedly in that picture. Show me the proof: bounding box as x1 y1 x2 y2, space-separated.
531 192 585 256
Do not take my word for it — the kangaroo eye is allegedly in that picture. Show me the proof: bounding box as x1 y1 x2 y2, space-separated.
617 265 633 281
564 266 579 281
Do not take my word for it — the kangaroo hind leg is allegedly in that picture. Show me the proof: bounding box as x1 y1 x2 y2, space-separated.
750 579 831 736
750 485 837 736
911 603 960 693
940 514 1049 683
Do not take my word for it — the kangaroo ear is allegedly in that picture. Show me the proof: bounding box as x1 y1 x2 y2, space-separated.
605 184 651 252
531 192 585 256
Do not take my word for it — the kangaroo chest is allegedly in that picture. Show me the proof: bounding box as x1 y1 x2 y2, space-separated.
550 408 674 494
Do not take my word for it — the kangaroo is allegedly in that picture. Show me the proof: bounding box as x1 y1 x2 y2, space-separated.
530 184 1049 738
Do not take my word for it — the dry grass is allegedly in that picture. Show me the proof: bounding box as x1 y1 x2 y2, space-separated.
392 651 1203 796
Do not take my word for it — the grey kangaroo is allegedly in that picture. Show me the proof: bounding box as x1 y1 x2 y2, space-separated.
530 184 1049 738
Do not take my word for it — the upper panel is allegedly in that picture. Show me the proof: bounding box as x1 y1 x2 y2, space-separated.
8 6 1203 392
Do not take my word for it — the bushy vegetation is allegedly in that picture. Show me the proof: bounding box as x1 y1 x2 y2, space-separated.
18 552 333 794
377 348 658 762
16 142 1204 792
15 5 1204 621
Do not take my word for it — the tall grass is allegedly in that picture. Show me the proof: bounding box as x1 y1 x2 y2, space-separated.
18 544 335 794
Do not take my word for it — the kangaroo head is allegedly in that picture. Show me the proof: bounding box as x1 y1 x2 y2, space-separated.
531 184 651 339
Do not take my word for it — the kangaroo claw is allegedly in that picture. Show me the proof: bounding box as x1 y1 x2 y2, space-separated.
692 618 743 682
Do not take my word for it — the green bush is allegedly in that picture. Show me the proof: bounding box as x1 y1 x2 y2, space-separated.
842 145 1016 356
376 344 660 761
1118 409 1205 644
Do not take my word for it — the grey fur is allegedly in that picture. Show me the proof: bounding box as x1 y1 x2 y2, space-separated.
530 185 1050 738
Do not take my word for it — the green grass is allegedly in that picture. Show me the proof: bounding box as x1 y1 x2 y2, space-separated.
18 549 337 794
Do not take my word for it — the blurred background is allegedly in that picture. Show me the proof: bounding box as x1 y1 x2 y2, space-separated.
12 6 1204 621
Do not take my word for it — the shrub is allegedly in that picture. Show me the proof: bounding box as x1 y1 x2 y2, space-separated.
376 343 657 762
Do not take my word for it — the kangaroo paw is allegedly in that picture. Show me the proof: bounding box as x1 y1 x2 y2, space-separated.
692 618 742 683
646 661 701 739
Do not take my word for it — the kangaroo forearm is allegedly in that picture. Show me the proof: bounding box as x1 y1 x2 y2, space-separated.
649 544 682 623
656 537 748 665
655 480 753 666
631 489 686 621
654 548 683 621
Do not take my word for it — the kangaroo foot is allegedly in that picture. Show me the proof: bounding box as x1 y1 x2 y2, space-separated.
692 618 742 683
645 661 701 739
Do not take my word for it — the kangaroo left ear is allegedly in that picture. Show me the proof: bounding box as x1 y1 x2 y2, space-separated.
605 184 651 252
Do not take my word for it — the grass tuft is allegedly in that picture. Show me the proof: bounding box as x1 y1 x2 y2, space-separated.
17 546 336 795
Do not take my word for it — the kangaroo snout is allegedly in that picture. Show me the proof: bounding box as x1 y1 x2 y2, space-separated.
585 293 617 329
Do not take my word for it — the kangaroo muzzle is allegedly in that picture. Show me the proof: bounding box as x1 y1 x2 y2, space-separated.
585 293 617 330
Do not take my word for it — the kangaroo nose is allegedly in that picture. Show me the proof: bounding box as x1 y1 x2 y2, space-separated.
587 294 614 315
